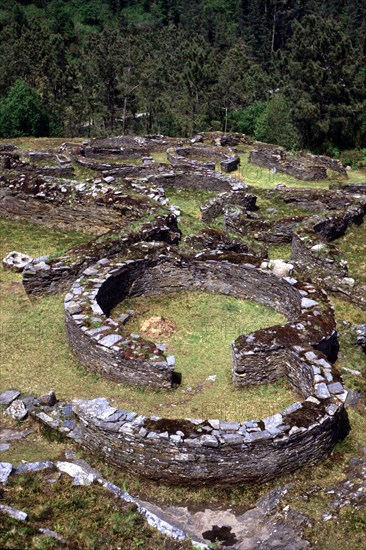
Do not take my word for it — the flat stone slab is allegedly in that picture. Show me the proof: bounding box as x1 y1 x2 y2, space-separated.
0 504 28 521
0 428 33 441
56 460 101 486
15 461 54 475
0 390 20 407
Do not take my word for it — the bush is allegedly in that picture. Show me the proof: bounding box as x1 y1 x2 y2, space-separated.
229 101 266 135
0 80 49 137
254 94 300 150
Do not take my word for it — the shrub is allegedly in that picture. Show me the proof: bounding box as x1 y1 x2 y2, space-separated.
0 80 49 137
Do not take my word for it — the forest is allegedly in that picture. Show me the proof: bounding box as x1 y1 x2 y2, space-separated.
0 0 365 153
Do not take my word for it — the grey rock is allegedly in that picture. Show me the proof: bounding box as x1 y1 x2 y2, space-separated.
56 460 100 486
0 462 13 484
0 390 20 407
15 461 54 475
3 251 33 272
0 428 33 441
314 383 331 400
0 443 10 452
263 413 283 430
66 302 82 315
219 421 240 432
5 399 28 420
327 382 344 395
301 298 318 309
201 435 219 448
0 504 28 521
99 334 122 347
38 391 57 406
222 433 243 446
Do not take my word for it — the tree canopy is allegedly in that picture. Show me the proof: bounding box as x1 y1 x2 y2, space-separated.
0 0 365 151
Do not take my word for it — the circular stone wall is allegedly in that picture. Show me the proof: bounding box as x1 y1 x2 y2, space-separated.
64 250 349 485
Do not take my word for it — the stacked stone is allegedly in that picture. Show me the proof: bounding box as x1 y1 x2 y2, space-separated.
28 350 348 486
65 252 175 389
224 206 307 244
249 147 327 181
22 214 181 296
291 200 366 303
200 187 256 222
144 167 244 192
65 249 341 393
232 278 339 388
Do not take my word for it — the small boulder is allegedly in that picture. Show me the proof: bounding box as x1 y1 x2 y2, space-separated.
0 390 20 407
38 391 57 407
0 462 13 485
5 399 28 421
3 251 33 272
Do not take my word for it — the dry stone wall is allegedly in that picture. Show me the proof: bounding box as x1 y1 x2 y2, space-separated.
249 145 347 181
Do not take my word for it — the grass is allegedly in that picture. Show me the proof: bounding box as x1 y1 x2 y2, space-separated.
231 148 366 190
151 151 169 163
1 470 190 549
0 217 293 424
1 137 366 549
254 188 313 221
165 187 219 236
0 137 82 151
111 291 294 422
0 218 90 260
333 219 366 285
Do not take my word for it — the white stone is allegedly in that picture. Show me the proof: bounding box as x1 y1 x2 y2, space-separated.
99 334 122 348
311 243 326 252
5 400 27 420
0 504 27 521
342 277 355 287
3 251 33 272
0 462 13 484
301 297 318 309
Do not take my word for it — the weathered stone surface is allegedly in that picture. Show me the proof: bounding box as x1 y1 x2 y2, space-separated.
355 324 366 353
249 146 328 181
56 461 100 486
220 155 240 173
0 428 33 441
200 188 256 223
15 461 54 475
3 251 33 272
38 391 57 406
260 259 294 278
0 504 28 521
0 390 20 407
5 399 28 420
0 462 13 484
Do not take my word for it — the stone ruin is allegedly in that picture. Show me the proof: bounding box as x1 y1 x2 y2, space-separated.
249 143 347 181
1 132 364 487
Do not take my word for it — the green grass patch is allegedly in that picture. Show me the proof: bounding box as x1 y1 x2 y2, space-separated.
230 149 364 190
151 151 169 163
0 218 90 260
165 187 218 236
333 220 366 285
267 244 292 260
111 291 295 422
254 188 314 221
1 471 189 549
